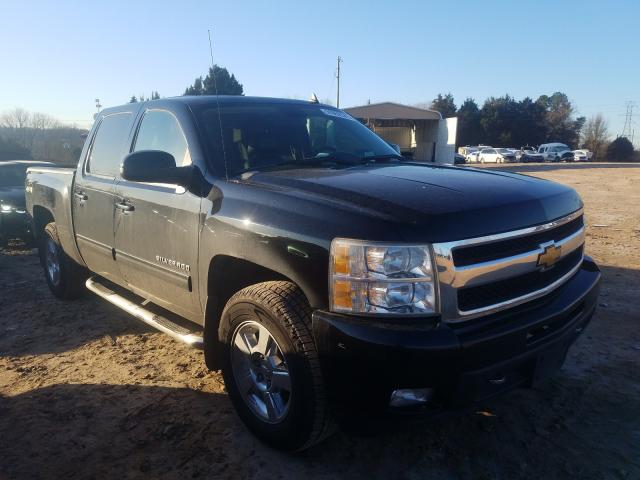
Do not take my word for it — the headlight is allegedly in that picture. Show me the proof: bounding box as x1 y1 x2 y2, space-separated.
330 238 437 315
1 204 14 212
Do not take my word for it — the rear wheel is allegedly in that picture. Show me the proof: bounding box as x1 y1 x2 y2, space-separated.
40 222 87 299
219 281 335 451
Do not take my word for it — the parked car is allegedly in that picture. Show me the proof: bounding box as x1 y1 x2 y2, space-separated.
454 153 466 165
538 143 574 162
478 147 511 163
458 146 478 156
0 160 54 247
465 151 481 163
572 149 592 162
518 148 545 163
496 148 516 162
26 96 601 451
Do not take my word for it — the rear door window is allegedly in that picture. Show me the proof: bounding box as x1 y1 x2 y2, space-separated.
87 113 133 177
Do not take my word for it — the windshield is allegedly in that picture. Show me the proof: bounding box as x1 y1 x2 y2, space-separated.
0 165 28 187
194 102 399 176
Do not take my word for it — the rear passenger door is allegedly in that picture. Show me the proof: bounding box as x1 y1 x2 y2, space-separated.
114 109 202 319
73 112 134 284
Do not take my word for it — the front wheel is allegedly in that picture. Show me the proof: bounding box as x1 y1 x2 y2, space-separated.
219 281 335 451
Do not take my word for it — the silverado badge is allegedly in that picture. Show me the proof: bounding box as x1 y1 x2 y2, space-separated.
537 242 562 270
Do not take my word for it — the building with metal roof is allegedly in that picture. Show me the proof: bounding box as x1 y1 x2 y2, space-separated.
344 102 457 164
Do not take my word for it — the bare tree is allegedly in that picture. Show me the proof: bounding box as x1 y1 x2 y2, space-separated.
581 114 609 161
0 107 31 129
30 112 60 131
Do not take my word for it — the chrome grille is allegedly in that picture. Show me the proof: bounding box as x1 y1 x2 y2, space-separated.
432 209 585 322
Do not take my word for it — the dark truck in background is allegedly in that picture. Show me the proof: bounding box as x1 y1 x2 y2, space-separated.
25 96 601 451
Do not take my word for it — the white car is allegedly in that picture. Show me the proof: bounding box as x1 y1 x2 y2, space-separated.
538 143 574 162
572 149 592 162
478 148 509 163
465 151 481 163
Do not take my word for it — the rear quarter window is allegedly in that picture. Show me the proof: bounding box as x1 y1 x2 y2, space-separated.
87 112 133 177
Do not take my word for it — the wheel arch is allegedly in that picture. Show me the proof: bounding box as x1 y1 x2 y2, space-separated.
203 255 313 370
32 205 55 242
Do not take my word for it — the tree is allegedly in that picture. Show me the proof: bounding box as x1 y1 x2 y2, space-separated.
151 91 160 100
581 114 609 161
479 95 520 146
0 108 31 130
129 95 138 103
184 65 243 96
430 93 456 118
536 92 584 147
0 136 32 160
512 97 547 147
456 98 482 146
606 137 635 162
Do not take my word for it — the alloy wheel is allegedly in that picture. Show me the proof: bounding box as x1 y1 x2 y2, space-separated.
45 238 61 286
230 320 292 423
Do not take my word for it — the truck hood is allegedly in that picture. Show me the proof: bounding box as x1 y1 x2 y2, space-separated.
240 163 582 242
0 186 26 209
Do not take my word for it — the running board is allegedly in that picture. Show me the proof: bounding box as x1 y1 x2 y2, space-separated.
86 277 203 349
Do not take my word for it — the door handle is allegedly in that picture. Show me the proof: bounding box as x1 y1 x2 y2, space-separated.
74 192 88 201
115 201 134 212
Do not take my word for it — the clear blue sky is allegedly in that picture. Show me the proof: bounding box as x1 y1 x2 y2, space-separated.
1 0 638 142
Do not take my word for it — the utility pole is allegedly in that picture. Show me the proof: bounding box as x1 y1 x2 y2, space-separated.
336 56 342 108
620 101 635 140
94 98 102 120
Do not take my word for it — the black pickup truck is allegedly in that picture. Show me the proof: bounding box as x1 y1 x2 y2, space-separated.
25 96 601 451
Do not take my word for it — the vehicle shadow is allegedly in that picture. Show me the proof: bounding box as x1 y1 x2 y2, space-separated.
0 383 248 480
1 345 638 480
0 246 156 357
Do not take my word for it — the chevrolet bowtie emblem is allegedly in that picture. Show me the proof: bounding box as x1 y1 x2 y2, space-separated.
537 242 562 270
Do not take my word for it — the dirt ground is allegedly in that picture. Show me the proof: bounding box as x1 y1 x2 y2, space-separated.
1 163 639 480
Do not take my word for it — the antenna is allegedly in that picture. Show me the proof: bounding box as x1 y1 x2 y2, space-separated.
208 29 228 179
336 56 342 108
208 30 219 97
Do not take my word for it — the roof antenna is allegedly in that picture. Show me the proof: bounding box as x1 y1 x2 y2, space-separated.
309 93 319 103
208 28 228 179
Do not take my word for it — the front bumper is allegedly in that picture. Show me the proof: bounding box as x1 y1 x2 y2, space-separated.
312 257 601 414
0 210 32 241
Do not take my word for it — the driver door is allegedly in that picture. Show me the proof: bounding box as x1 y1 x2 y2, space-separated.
114 109 202 319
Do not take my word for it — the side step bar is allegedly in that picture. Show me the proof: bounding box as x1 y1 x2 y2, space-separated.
86 277 203 349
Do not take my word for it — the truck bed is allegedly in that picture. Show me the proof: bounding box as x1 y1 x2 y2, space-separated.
26 166 83 265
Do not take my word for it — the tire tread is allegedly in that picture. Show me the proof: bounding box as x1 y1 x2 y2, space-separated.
225 281 336 450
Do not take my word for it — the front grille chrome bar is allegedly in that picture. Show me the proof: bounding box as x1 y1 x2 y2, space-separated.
432 209 584 322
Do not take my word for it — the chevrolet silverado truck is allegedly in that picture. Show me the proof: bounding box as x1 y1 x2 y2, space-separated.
26 96 601 451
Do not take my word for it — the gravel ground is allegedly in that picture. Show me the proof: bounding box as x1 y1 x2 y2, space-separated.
1 163 639 479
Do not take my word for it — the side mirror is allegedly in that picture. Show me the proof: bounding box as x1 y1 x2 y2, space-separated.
388 143 401 154
121 150 192 187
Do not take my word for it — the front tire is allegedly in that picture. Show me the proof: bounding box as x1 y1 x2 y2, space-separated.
40 222 87 299
219 281 335 451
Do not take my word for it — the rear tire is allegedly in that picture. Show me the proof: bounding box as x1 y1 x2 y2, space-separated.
219 281 335 451
40 222 87 299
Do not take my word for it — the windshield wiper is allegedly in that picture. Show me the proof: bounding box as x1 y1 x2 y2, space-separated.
362 154 404 162
234 154 364 175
